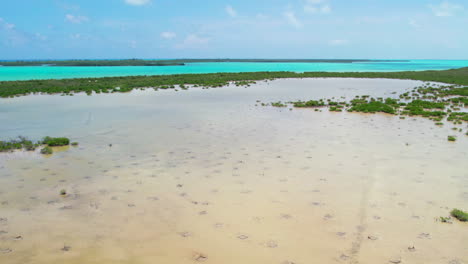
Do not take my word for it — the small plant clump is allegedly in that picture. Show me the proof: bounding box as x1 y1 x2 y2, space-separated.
447 136 456 142
271 101 287 107
71 142 79 146
348 100 396 114
439 216 452 223
40 146 53 155
329 106 343 112
450 209 468 222
292 100 324 108
60 189 67 196
42 137 70 146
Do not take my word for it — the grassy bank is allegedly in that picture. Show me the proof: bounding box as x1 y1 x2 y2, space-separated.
1 67 468 98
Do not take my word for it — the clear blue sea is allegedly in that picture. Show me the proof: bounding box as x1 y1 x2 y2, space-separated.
0 60 467 81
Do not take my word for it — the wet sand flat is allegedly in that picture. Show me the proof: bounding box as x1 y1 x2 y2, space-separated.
0 78 467 264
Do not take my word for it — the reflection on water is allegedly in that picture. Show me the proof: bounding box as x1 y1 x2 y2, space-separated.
0 78 467 264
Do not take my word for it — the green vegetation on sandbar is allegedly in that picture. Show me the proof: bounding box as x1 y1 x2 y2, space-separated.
447 136 457 142
451 209 468 222
0 136 40 152
271 101 287 107
402 100 447 117
1 67 468 98
439 216 452 223
447 112 468 122
262 78 467 142
41 137 70 146
349 100 396 114
40 146 53 155
292 100 325 108
0 136 74 153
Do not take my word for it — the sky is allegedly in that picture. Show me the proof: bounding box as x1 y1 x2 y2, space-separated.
0 0 467 60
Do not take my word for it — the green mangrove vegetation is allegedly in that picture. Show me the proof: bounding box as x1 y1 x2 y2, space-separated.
41 137 70 146
451 209 468 222
292 100 325 108
1 67 468 98
261 77 468 142
0 136 75 154
0 136 39 152
271 101 287 107
349 100 396 114
40 146 53 155
447 136 457 142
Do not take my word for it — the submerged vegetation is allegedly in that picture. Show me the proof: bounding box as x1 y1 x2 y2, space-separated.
0 136 75 154
1 67 468 98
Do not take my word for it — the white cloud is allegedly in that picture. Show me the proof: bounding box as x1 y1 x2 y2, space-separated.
304 0 332 14
321 5 331 13
161 31 176 39
130 40 137 48
35 33 47 41
329 39 349 46
124 0 151 6
65 14 89 24
175 34 210 49
409 19 420 28
256 13 268 19
429 1 463 17
284 11 302 28
184 34 209 45
0 18 15 30
0 18 28 47
70 33 81 39
4 23 15 30
306 0 325 3
225 5 237 18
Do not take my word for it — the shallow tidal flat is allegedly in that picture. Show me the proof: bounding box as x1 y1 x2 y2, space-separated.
0 78 467 264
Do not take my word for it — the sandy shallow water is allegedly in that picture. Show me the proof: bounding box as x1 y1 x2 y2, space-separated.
0 78 467 264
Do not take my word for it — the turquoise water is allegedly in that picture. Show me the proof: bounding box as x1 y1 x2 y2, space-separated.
0 60 467 81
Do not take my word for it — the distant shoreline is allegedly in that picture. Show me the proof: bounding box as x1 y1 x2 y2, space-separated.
0 59 410 67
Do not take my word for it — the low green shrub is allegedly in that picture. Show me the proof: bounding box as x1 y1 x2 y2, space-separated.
40 146 53 154
42 137 70 146
451 209 468 222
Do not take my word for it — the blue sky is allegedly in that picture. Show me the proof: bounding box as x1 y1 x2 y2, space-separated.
0 0 467 59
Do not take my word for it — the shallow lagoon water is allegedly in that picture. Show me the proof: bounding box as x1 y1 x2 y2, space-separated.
1 60 468 81
0 78 467 264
